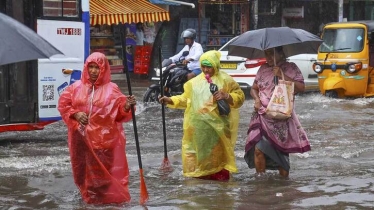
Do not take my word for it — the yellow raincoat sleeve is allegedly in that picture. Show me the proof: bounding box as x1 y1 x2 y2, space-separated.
166 81 192 109
224 75 245 109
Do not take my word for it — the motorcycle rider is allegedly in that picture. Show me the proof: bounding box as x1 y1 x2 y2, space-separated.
169 28 204 80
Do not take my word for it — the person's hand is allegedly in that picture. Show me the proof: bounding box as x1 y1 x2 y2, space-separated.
124 95 136 111
74 112 88 125
182 59 190 65
213 90 230 101
273 66 283 77
254 99 261 111
159 96 173 105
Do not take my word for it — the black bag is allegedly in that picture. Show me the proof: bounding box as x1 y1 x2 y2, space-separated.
209 83 230 116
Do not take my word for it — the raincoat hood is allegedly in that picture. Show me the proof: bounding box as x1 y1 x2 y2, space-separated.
82 52 111 86
200 50 221 76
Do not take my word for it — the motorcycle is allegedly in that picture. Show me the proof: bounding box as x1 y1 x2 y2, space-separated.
143 51 190 103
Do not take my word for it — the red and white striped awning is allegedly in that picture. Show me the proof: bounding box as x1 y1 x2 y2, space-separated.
90 0 170 25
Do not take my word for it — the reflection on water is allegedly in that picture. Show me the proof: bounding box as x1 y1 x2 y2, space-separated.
1 93 374 209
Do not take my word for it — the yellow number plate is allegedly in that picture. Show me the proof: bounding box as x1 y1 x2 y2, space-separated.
220 63 237 69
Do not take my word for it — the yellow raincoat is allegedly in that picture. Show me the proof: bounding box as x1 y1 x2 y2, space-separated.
168 50 245 177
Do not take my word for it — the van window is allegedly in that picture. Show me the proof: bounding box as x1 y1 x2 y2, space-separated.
320 28 365 53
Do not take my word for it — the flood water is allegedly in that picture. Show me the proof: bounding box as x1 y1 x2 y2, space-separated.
1 87 374 210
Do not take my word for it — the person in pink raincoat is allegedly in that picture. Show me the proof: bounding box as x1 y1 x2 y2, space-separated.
58 52 136 204
244 47 311 178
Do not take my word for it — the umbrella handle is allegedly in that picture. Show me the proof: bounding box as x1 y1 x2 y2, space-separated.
273 48 278 85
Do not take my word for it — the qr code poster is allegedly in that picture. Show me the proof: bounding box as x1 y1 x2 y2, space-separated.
42 85 55 101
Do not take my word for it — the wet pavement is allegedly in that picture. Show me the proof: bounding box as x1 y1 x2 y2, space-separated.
0 74 374 209
112 72 152 89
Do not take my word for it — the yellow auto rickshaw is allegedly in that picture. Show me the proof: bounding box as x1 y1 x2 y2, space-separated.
313 21 374 98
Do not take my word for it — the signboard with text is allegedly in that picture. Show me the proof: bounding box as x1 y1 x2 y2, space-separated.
37 19 85 121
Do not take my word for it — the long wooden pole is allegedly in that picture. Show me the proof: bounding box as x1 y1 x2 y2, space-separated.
120 23 148 205
159 46 172 171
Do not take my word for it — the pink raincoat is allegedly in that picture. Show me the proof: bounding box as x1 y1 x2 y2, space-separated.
58 52 132 204
245 61 311 154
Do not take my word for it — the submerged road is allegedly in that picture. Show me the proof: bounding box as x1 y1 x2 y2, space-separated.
1 75 374 209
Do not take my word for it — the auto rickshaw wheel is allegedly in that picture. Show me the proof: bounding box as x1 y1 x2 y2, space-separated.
325 90 338 98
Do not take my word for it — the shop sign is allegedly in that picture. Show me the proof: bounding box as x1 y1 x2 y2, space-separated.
282 7 304 18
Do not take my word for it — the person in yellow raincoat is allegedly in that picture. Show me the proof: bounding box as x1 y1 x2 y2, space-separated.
159 50 245 181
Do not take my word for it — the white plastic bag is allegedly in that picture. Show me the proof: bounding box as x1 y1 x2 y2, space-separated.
266 71 294 120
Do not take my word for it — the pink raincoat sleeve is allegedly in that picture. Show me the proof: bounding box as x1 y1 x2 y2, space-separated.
58 82 82 126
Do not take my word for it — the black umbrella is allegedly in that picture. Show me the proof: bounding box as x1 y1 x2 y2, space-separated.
228 27 322 59
228 27 322 84
0 12 63 65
